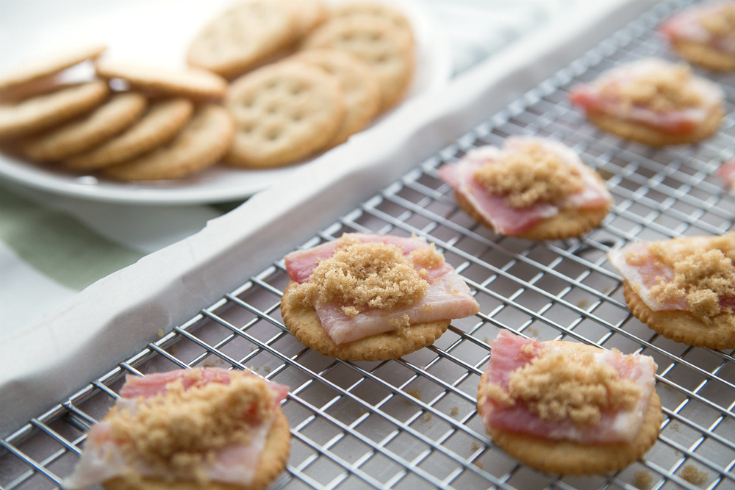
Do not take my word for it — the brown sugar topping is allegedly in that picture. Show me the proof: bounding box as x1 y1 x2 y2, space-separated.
294 236 439 316
486 348 641 425
680 464 708 485
644 234 735 324
601 63 704 113
473 142 584 208
107 372 276 483
700 5 735 39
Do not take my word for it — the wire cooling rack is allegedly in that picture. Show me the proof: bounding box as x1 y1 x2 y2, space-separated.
3 1 735 489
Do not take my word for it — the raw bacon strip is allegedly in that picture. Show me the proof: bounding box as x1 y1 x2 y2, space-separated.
608 237 735 312
480 331 656 444
284 234 480 345
438 137 611 236
569 59 723 135
660 2 735 54
65 369 288 489
719 160 735 190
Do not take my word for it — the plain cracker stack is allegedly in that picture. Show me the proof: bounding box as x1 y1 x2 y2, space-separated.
187 0 301 79
21 92 147 162
331 2 414 43
302 16 414 113
0 80 109 139
104 105 234 181
225 61 344 168
95 59 227 100
64 98 194 170
292 49 380 147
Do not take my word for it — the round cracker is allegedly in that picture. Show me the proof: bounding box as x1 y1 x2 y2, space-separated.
187 0 299 79
20 92 147 162
104 105 234 181
670 40 735 72
453 172 612 241
65 98 194 170
477 342 662 476
586 105 723 146
225 61 344 168
0 44 107 94
292 49 380 147
0 80 109 139
281 281 449 361
103 409 290 490
623 281 735 350
301 16 414 112
282 0 328 36
95 60 227 100
331 2 414 44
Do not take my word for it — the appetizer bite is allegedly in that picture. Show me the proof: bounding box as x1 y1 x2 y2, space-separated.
660 2 735 71
438 137 613 240
65 368 290 490
570 58 724 146
718 159 735 191
609 233 735 350
281 233 480 361
477 331 661 475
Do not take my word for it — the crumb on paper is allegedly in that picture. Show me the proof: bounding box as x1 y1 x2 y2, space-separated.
680 464 708 485
526 327 539 338
576 299 590 309
450 407 459 416
202 358 218 367
263 366 271 373
406 388 422 401
483 337 489 344
473 142 584 208
421 412 432 422
169 345 178 355
671 423 680 432
634 469 653 490
471 441 481 451
358 408 367 417
473 461 484 470
603 287 611 294
157 329 165 339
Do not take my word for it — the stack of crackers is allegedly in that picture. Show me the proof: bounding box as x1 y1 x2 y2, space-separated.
0 0 415 182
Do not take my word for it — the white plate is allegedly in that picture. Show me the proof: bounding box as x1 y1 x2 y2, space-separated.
0 0 450 205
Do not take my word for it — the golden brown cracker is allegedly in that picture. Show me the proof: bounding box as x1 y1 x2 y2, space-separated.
284 0 328 36
225 61 344 168
480 371 661 476
302 16 414 112
103 410 290 490
331 2 414 44
187 0 299 79
95 60 227 100
281 281 449 361
292 49 380 146
0 44 107 94
587 106 723 147
623 281 735 350
454 185 611 241
0 80 109 139
104 105 234 181
21 92 147 162
65 98 194 170
671 40 735 72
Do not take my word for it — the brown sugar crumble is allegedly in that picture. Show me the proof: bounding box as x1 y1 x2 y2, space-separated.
473 142 584 208
107 372 275 483
634 469 653 490
406 388 422 401
450 407 459 416
486 348 641 425
294 236 441 316
601 63 703 113
680 464 708 486
700 5 735 39
641 234 735 324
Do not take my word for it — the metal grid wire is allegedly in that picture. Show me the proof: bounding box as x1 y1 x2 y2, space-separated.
3 0 735 489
